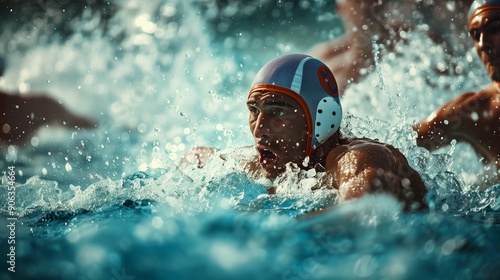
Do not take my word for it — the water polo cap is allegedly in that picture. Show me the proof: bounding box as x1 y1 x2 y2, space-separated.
468 0 500 25
248 54 342 156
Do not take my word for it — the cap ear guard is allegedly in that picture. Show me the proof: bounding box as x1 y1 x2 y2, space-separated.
313 97 342 146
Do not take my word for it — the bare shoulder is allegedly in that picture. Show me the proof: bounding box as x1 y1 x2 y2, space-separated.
476 84 500 108
325 137 415 188
440 85 500 123
326 138 403 167
324 137 426 210
447 84 499 109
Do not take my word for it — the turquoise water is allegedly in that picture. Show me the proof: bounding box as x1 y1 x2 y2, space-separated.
1 0 499 279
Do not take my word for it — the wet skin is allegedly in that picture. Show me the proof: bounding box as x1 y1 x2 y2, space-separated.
469 9 500 82
323 137 427 211
246 91 309 179
246 91 427 210
0 91 97 145
308 0 474 93
415 9 500 170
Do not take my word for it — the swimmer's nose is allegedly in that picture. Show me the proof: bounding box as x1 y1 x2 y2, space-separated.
253 113 271 139
478 33 494 54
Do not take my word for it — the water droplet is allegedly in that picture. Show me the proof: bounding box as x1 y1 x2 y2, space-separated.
65 163 73 172
137 123 147 133
471 112 479 122
31 137 39 147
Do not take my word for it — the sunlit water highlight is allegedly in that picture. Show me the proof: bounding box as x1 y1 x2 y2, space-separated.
0 1 499 279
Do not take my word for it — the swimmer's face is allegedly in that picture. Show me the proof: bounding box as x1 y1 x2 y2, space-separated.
247 91 308 179
469 8 500 82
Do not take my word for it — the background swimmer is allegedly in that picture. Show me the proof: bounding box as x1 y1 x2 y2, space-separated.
415 0 500 185
309 0 474 92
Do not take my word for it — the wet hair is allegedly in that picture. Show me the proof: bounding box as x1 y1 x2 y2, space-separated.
248 54 342 156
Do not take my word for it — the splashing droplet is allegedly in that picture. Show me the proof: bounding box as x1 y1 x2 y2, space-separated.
65 163 73 172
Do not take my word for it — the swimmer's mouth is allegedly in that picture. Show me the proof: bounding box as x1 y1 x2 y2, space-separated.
257 147 277 168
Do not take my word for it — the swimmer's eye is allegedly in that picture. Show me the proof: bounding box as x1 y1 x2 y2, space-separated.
469 30 480 42
247 105 259 115
487 20 500 34
271 109 286 117
471 20 500 41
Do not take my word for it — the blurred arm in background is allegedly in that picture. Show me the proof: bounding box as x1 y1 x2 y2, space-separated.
0 90 97 145
309 0 473 93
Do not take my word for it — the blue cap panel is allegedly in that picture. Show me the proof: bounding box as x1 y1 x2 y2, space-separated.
249 54 342 154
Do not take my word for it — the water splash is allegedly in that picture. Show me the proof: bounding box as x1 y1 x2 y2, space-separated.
1 1 500 279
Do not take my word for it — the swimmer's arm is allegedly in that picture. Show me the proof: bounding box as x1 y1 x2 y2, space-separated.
1 91 97 144
305 150 425 217
325 144 402 202
413 91 477 151
325 142 427 212
308 33 352 58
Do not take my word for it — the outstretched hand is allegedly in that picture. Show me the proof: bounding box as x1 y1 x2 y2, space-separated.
1 90 97 145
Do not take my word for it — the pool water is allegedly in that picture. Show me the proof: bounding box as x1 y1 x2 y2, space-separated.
1 1 499 279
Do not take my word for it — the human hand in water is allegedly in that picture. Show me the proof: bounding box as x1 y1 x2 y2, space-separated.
1 91 97 145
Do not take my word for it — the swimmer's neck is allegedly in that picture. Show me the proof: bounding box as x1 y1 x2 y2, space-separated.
308 133 343 169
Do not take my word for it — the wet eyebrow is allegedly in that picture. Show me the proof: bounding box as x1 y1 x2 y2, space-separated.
246 100 256 106
263 99 294 108
475 18 500 30
246 99 294 108
489 18 500 27
482 18 500 28
470 16 500 32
